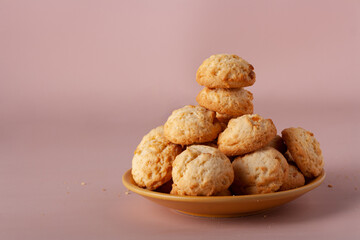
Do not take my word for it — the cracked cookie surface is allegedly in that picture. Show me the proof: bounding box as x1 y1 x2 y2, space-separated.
196 87 254 117
231 147 289 194
218 114 277 156
171 145 234 196
281 127 324 178
132 126 183 190
196 54 256 88
164 105 222 145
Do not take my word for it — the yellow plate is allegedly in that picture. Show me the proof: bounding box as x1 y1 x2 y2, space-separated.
122 169 325 217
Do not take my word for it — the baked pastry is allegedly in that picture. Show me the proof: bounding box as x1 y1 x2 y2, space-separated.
196 87 253 117
171 145 234 196
266 135 287 154
279 164 305 191
281 127 324 178
218 114 277 156
132 126 183 190
196 54 256 88
164 105 222 145
231 147 289 194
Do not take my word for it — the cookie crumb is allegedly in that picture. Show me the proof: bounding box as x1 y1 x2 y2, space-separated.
102 188 107 192
66 191 70 194
355 187 358 191
263 215 267 218
328 184 333 188
81 182 87 186
125 191 130 195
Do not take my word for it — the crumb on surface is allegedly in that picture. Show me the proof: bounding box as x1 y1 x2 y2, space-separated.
81 182 87 186
263 215 267 218
355 187 358 191
66 191 70 194
125 190 130 195
328 184 333 188
102 188 107 191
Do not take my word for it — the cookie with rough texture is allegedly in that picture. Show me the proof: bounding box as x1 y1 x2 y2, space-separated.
218 114 277 156
164 105 222 145
231 147 289 195
132 126 183 190
279 164 305 191
196 54 256 88
196 87 254 117
281 127 324 178
171 145 234 196
266 135 287 154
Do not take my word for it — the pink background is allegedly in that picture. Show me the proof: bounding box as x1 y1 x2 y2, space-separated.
1 0 359 239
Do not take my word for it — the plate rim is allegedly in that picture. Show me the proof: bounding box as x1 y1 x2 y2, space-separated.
122 168 326 202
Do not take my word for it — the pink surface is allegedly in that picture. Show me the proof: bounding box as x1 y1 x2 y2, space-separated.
1 0 360 239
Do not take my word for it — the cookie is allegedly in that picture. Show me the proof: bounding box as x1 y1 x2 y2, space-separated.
281 127 324 178
171 145 234 196
218 114 277 156
279 164 305 191
164 105 222 145
196 54 256 88
266 135 287 154
231 147 289 195
196 87 254 117
132 126 183 190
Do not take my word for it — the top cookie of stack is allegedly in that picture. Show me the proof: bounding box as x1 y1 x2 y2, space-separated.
195 54 255 125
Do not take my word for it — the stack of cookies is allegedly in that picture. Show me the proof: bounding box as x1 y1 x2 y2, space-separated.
131 54 324 196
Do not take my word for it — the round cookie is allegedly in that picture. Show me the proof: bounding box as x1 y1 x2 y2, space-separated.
231 147 289 195
218 114 277 156
196 54 256 88
196 87 254 117
266 135 287 154
279 164 305 191
164 105 222 145
171 145 234 196
281 127 324 178
132 126 183 190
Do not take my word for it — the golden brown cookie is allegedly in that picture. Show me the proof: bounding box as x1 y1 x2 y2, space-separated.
171 145 234 196
218 114 277 156
279 164 305 191
266 135 287 154
196 54 256 88
231 147 289 195
164 105 222 145
196 87 254 117
132 126 183 190
281 127 324 178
